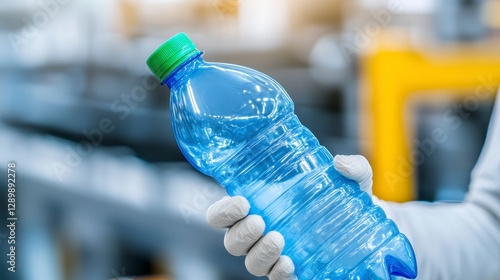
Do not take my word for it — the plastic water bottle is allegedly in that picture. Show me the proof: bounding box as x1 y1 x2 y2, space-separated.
147 33 417 279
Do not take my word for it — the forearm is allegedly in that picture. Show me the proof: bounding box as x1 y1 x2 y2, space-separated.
378 199 500 280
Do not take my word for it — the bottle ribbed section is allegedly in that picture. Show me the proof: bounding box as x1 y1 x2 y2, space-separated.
215 114 416 279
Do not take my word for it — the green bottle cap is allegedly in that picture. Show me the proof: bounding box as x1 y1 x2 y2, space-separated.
146 32 200 82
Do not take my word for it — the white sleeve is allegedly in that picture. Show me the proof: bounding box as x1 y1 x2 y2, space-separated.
377 93 500 280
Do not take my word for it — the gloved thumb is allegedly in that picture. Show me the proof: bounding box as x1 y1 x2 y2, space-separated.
334 155 373 195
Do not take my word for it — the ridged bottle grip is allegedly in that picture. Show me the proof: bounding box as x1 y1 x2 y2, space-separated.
221 116 417 279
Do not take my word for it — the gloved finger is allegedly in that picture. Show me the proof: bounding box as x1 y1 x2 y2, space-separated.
268 255 296 280
334 155 373 195
224 215 265 256
206 196 250 229
245 231 284 277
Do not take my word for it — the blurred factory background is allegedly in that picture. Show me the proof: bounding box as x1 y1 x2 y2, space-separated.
1 0 500 279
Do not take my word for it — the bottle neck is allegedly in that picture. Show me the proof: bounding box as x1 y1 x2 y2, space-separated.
163 52 205 88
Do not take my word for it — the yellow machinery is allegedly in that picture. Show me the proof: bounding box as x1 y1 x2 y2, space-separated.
361 30 500 202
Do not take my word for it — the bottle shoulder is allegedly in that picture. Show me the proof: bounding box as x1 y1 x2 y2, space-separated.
174 61 289 97
169 61 296 174
170 61 294 120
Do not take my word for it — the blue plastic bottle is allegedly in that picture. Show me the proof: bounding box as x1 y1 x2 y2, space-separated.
147 33 417 280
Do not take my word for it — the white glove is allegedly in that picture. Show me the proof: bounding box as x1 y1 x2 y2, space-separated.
206 155 373 280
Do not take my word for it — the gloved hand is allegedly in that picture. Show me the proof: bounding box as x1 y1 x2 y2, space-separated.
206 155 373 280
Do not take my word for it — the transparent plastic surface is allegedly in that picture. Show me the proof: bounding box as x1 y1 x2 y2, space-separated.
166 54 417 279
